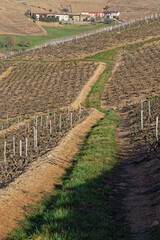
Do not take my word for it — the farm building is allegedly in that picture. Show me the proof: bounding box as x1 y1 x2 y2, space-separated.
54 13 69 21
32 12 56 21
31 12 69 22
104 11 120 18
69 13 81 22
81 11 105 20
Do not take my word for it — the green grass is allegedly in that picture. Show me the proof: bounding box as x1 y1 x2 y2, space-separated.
0 24 105 50
84 48 118 111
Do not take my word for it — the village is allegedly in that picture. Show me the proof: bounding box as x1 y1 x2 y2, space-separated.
30 10 120 24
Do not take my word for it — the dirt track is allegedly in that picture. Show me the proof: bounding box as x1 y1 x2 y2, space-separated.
114 108 160 240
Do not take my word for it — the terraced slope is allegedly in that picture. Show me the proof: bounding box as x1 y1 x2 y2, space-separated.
24 19 160 61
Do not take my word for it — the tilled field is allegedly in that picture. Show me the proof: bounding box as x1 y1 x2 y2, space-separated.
0 61 97 119
24 19 160 61
0 108 89 187
115 97 160 240
102 41 160 109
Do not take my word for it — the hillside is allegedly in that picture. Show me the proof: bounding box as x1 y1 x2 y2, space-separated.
0 13 160 240
0 0 160 35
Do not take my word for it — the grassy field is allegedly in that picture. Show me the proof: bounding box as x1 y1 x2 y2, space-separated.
0 24 105 50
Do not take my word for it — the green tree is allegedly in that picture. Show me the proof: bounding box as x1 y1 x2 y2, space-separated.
5 35 15 49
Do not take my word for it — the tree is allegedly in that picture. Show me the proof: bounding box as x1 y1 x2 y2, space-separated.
49 9 52 13
5 35 15 49
25 9 31 17
103 5 109 10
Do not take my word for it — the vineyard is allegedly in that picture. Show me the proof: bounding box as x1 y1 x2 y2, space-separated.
23 19 160 61
0 12 160 240
102 41 160 109
0 61 97 119
117 96 160 239
0 108 89 187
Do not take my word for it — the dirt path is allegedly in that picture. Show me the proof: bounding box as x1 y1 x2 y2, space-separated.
114 110 160 240
71 62 106 109
0 67 13 82
0 109 104 240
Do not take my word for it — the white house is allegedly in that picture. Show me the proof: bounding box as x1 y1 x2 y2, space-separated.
104 11 120 19
81 11 105 20
54 13 69 21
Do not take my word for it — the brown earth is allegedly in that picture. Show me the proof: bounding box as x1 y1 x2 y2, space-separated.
114 104 160 240
0 108 104 240
101 40 160 110
0 0 159 35
101 40 160 239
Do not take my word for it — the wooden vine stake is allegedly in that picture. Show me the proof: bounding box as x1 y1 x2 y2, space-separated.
54 113 56 124
26 138 28 158
141 110 143 130
59 115 61 131
28 122 30 132
18 118 19 129
141 99 143 111
148 101 151 116
13 136 15 156
156 117 158 141
71 112 73 128
33 127 37 150
7 115 8 125
35 117 38 129
4 141 6 169
41 116 43 127
50 120 52 134
20 140 22 159
46 116 49 128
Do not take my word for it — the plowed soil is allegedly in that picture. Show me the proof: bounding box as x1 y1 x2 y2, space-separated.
101 41 160 239
101 41 160 110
